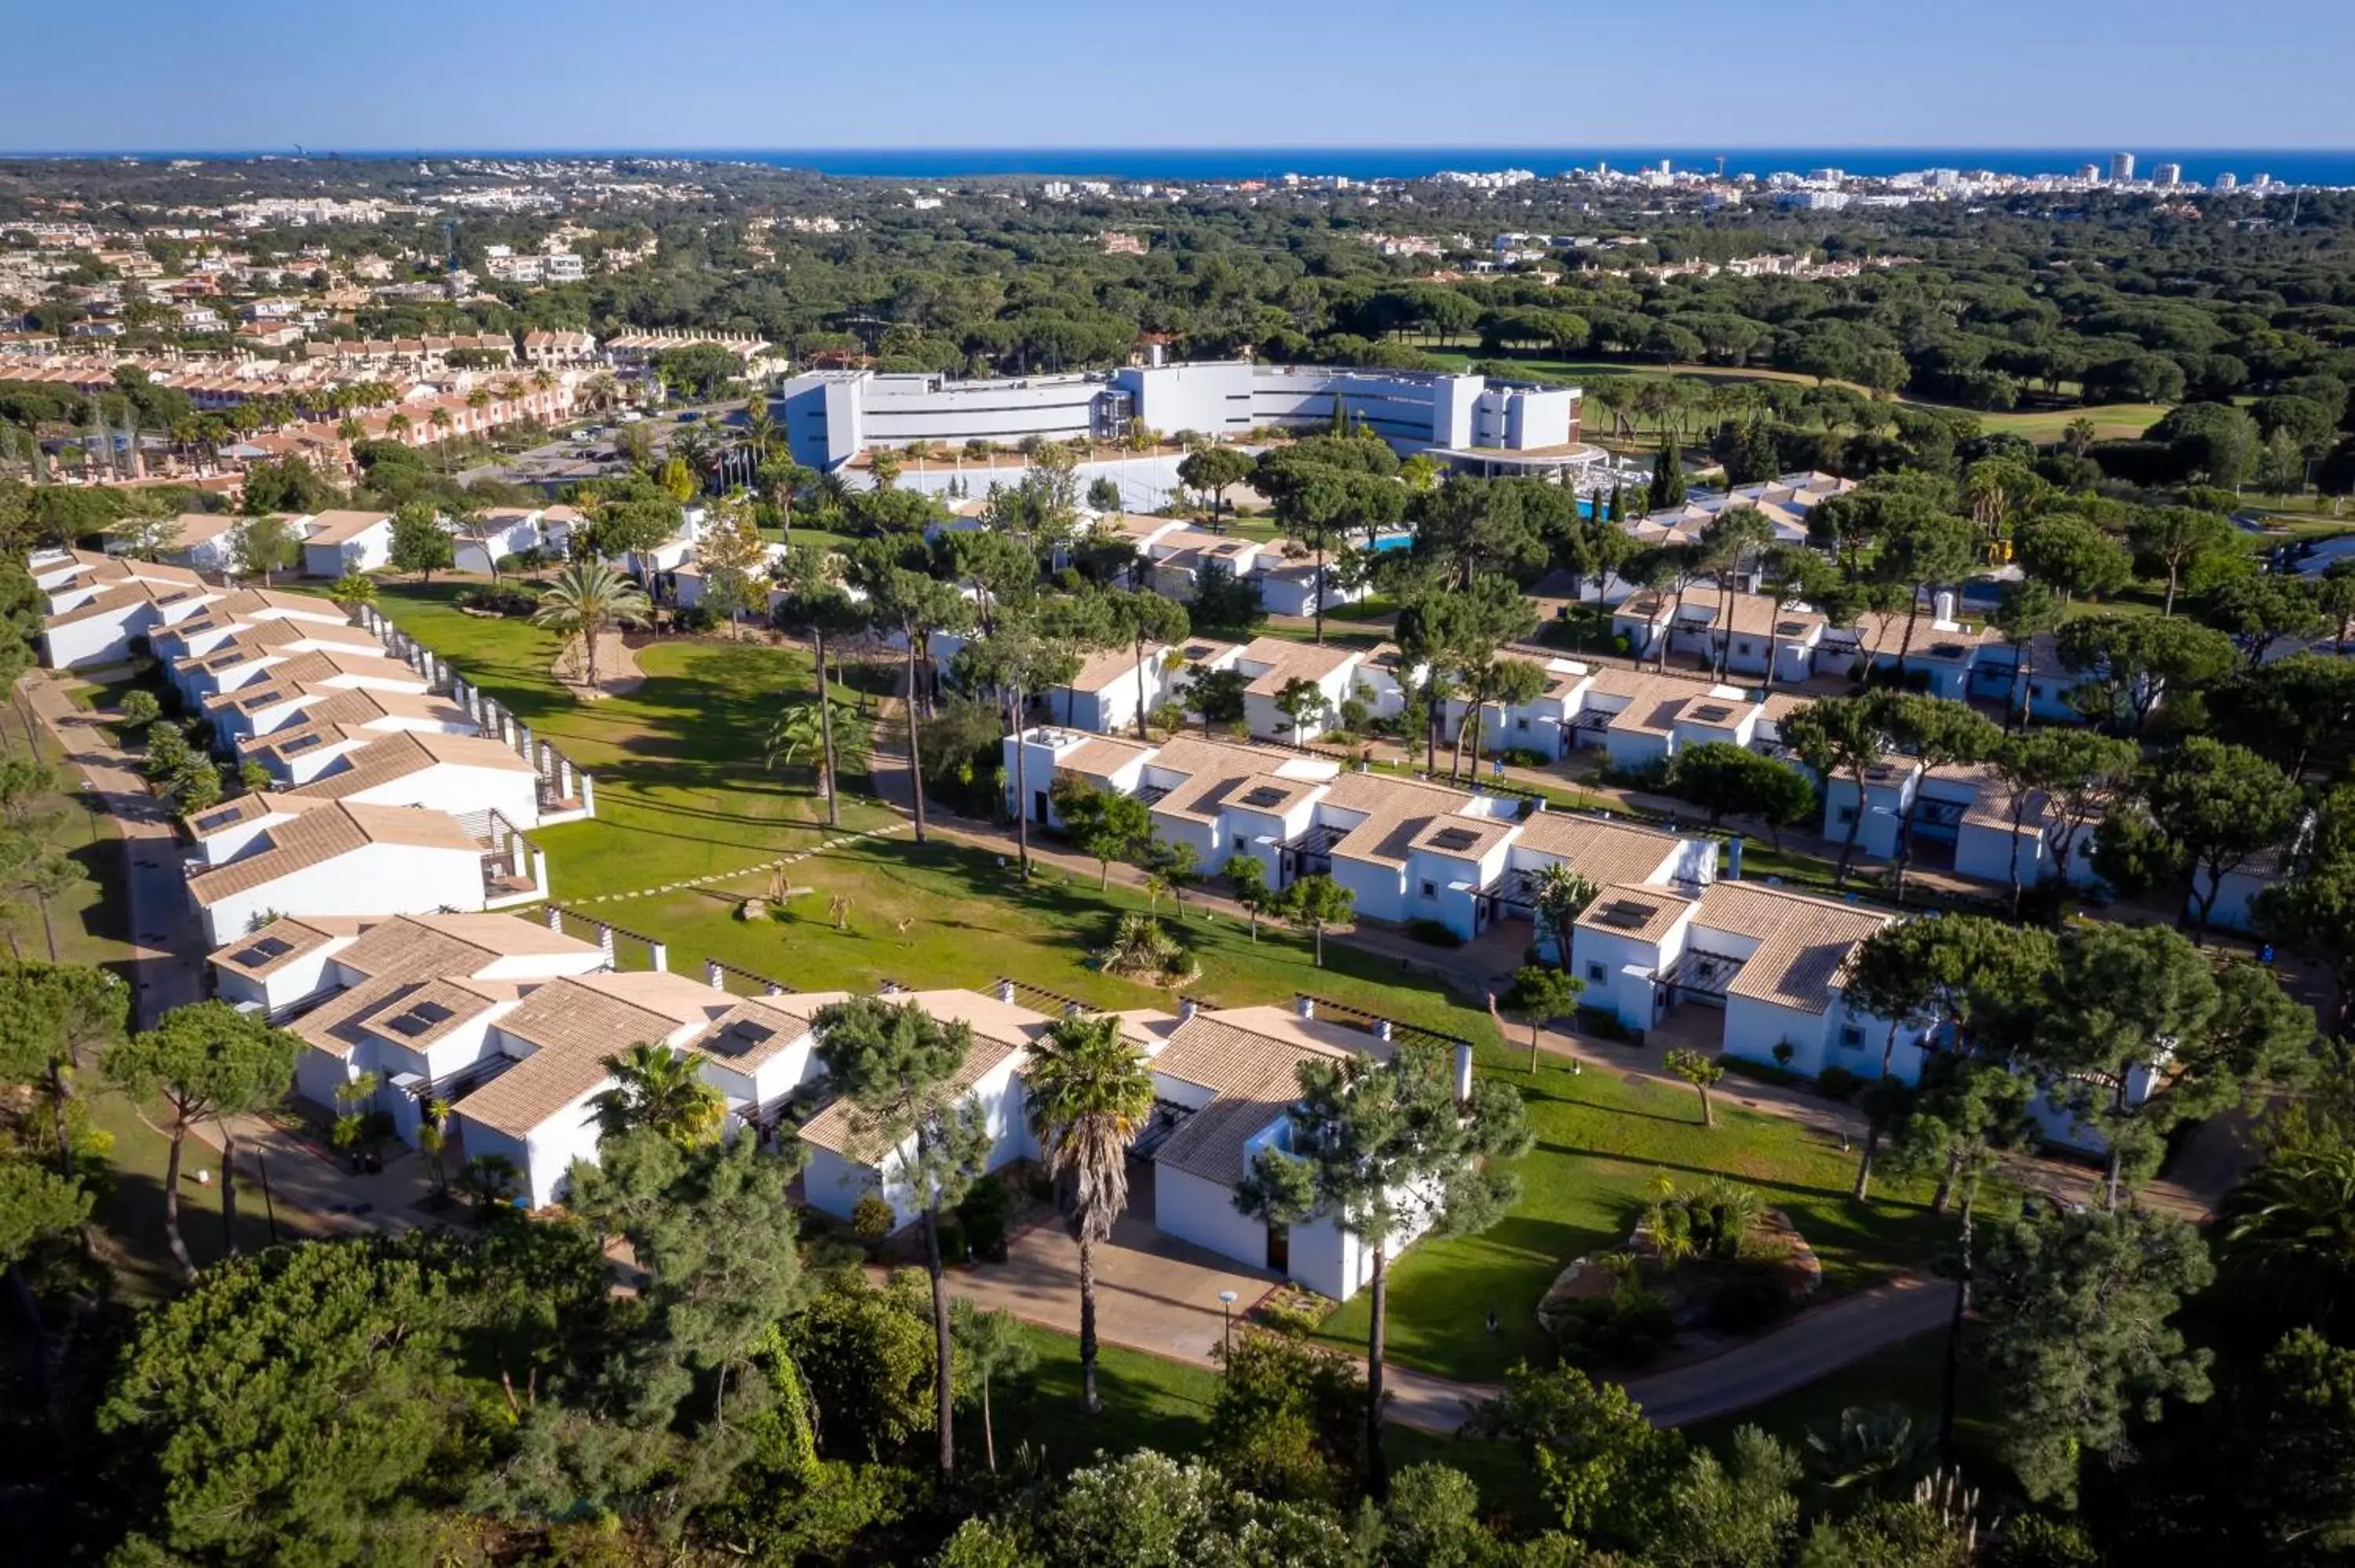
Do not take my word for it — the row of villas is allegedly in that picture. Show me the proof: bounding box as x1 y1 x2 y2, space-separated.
89 502 582 589
228 906 1461 1303
29 548 597 945
1007 724 2152 1149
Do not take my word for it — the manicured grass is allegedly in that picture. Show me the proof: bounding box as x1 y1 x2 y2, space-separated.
83 1088 299 1303
984 1323 1546 1525
980 1325 1221 1473
2 696 132 972
370 584 893 898
1313 1051 1940 1384
1975 403 2168 443
606 830 1502 1041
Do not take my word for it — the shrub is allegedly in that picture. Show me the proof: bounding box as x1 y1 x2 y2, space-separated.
1206 1330 1367 1503
671 602 717 633
1095 912 1198 984
955 1176 1013 1263
1708 1268 1794 1333
1497 746 1550 768
1816 1065 1862 1102
1576 1005 1634 1043
937 1220 970 1267
1255 1293 1327 1339
1406 918 1464 949
850 1193 896 1242
455 583 542 616
117 688 161 728
1553 1285 1676 1371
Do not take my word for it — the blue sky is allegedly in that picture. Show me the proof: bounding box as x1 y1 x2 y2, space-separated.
8 0 2353 153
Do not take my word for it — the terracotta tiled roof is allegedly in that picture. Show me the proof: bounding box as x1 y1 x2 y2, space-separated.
1575 882 1697 943
1149 1008 1375 1184
685 995 817 1074
185 803 480 906
1511 813 1687 889
301 509 392 545
1320 771 1475 868
208 913 365 979
1055 734 1156 782
287 729 535 802
1695 881 1893 1016
1235 636 1357 697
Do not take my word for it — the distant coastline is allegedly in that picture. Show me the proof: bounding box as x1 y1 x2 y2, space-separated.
13 146 2355 186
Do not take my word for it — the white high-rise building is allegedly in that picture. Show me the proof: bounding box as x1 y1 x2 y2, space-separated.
2214 171 2238 192
2153 162 2182 188
2077 163 2102 182
2109 151 2136 183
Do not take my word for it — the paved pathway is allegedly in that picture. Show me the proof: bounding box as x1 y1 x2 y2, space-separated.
23 672 205 1026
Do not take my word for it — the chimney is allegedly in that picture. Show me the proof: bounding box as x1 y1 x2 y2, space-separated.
1933 589 1957 625
1372 1019 1393 1042
1728 836 1745 880
647 940 668 974
544 906 564 932
994 978 1016 1005
1454 1043 1474 1102
1179 996 1199 1021
705 958 725 990
1296 995 1316 1020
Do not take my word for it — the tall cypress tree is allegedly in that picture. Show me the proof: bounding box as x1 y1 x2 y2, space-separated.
1648 440 1687 512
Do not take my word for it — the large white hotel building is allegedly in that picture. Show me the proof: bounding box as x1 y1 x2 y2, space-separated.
775 359 1590 477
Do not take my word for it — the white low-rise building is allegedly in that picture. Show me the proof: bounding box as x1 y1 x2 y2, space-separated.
299 510 396 577
182 797 500 946
1570 878 1932 1082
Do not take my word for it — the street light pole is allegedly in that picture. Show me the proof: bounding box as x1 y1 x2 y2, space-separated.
1218 1288 1238 1360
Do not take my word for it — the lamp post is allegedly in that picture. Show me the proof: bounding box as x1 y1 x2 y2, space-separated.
1218 1289 1239 1359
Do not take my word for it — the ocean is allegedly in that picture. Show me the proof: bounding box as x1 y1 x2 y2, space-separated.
43 146 2355 188
589 147 2355 187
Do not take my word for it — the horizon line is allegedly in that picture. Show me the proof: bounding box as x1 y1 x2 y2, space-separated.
7 142 2355 159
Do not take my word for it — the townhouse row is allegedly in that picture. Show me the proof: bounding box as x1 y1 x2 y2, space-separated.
225 907 1454 1303
30 548 597 945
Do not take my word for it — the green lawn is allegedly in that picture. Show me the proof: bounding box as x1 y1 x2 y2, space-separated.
984 1324 1546 1525
1314 1052 1939 1384
83 1088 300 1304
1975 403 2168 443
610 829 1503 1039
370 585 894 899
2 694 133 972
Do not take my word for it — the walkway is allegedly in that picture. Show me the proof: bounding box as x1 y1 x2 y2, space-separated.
950 1198 1952 1433
23 672 205 1026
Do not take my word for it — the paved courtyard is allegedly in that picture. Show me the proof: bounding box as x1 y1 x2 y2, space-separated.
952 1167 1281 1366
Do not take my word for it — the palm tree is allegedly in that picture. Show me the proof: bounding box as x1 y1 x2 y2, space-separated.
2222 1146 2355 1336
1022 1012 1155 1414
765 702 871 799
531 558 651 691
385 412 413 443
593 1041 725 1147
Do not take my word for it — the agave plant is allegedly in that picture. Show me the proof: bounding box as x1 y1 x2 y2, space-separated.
1806 1402 1936 1493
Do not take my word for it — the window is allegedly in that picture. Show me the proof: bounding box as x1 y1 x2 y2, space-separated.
1587 961 1607 983
1515 717 1528 731
1737 640 1753 655
1840 1026 1864 1048
1419 880 1437 900
1836 807 1857 825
